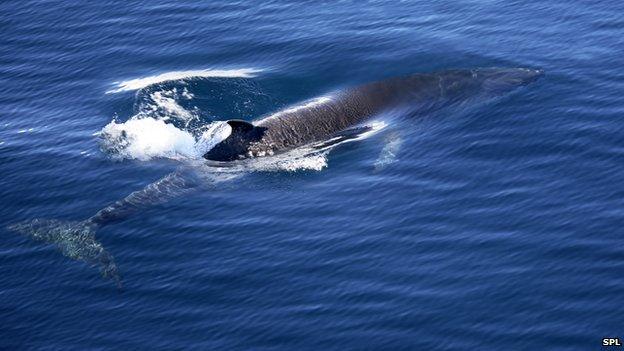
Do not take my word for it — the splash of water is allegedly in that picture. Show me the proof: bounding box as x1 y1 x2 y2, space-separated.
100 117 207 161
100 82 235 161
144 88 195 122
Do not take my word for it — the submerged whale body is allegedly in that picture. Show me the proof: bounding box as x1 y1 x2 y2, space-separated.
204 67 544 161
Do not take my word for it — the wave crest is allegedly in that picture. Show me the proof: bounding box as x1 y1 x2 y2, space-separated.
107 68 263 93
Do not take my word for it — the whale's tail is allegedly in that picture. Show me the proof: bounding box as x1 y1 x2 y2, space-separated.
8 219 121 287
7 171 197 287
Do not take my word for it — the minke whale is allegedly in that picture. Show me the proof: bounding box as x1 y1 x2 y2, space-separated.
204 67 543 161
9 67 543 287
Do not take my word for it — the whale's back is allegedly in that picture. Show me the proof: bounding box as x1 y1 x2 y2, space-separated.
253 74 440 153
203 68 543 160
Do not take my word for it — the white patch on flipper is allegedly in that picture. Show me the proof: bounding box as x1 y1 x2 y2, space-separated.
312 121 388 151
356 121 387 140
374 132 403 171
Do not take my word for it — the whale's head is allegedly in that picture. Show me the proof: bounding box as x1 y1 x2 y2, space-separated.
203 120 267 161
477 67 544 95
438 67 544 101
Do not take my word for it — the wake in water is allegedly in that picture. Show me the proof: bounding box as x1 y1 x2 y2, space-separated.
106 68 263 93
9 68 388 287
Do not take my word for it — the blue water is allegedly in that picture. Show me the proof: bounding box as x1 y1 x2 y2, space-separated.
2 1 623 349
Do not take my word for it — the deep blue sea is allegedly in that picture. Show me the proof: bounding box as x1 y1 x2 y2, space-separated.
2 1 624 350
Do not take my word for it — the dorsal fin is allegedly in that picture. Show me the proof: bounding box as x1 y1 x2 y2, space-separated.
203 119 267 161
227 119 255 132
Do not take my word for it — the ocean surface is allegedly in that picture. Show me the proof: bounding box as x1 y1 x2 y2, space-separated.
2 1 623 349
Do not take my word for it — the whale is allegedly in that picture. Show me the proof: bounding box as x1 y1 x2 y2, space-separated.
204 67 543 161
8 67 543 287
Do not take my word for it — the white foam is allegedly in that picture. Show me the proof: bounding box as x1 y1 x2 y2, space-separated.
145 88 194 121
107 68 263 93
102 81 237 162
101 118 198 161
101 118 232 161
194 122 232 156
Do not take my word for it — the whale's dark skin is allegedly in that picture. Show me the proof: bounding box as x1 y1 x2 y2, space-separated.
205 67 543 161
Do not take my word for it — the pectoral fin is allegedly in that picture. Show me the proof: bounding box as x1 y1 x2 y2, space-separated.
312 125 374 150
